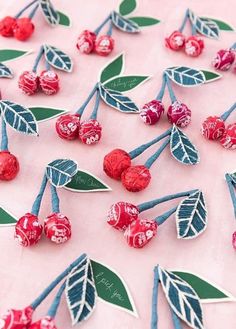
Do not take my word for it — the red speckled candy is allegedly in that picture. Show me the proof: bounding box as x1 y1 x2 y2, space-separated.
201 116 225 140
121 165 151 192
95 35 114 56
140 100 164 125
124 218 158 248
14 213 43 247
13 18 34 41
44 212 71 244
28 317 56 329
165 31 185 51
103 149 131 180
0 16 16 37
220 123 236 149
39 70 59 95
167 101 191 127
18 71 38 95
76 30 96 54
107 202 139 231
232 231 236 250
79 119 102 145
0 306 33 329
212 49 235 71
0 151 19 181
55 114 80 140
185 36 204 57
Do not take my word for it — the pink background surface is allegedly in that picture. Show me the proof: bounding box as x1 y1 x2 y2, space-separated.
0 0 236 328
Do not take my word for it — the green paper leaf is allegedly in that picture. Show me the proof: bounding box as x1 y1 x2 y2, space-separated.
104 75 149 92
57 11 71 27
90 259 138 316
119 0 136 16
0 206 17 227
200 17 235 31
128 16 160 27
64 169 111 192
0 63 13 78
172 271 236 303
100 53 124 83
201 70 222 83
29 107 68 122
0 49 30 63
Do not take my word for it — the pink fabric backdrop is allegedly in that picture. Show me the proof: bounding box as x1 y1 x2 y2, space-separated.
0 0 236 328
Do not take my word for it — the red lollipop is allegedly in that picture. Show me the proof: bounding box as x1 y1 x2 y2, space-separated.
107 201 139 231
14 213 43 247
103 149 131 180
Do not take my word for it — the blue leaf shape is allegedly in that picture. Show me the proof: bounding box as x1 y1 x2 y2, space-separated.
170 125 200 165
229 172 236 186
46 159 78 187
66 256 97 325
39 0 59 26
188 9 219 39
176 190 207 239
111 11 140 33
158 266 204 329
99 84 139 113
0 100 38 135
0 63 13 78
165 67 205 87
43 44 73 72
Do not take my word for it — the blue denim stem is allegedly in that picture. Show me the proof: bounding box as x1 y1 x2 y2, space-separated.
171 309 183 329
191 23 197 36
151 266 159 329
220 103 236 121
28 3 39 19
30 254 87 310
45 59 51 71
76 84 98 116
225 174 236 218
178 9 189 33
144 137 170 169
1 118 8 151
155 74 167 101
94 14 112 35
32 46 44 73
107 19 113 36
31 174 48 216
129 128 172 160
90 89 100 120
15 0 38 18
165 76 177 103
155 206 178 225
47 281 66 318
137 189 198 212
51 184 60 213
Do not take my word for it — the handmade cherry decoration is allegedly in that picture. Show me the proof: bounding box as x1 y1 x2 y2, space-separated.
107 189 207 248
212 42 236 71
76 3 160 56
104 125 200 192
201 102 236 145
18 44 73 95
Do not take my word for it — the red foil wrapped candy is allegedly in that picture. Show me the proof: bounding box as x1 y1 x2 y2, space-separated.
0 306 33 329
0 16 16 37
55 114 80 140
14 213 43 247
201 116 225 140
39 71 59 95
18 71 38 95
165 31 185 51
44 213 71 244
121 165 151 192
0 151 19 181
76 30 96 54
107 202 139 231
167 101 191 128
103 149 131 180
220 123 236 150
185 36 204 57
95 35 114 56
28 316 56 329
13 18 34 41
212 49 235 71
140 100 164 125
79 119 102 145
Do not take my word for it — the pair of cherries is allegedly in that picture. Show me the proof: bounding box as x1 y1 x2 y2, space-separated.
77 30 114 56
15 212 71 247
165 31 204 57
18 70 60 96
0 16 34 41
212 48 236 72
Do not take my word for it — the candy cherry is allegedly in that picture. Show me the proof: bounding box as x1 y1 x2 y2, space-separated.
0 151 19 181
0 306 33 329
107 202 139 231
28 316 56 329
121 165 151 192
39 70 59 95
13 17 34 41
0 16 16 37
18 71 39 95
212 49 235 71
185 36 204 57
201 116 225 140
124 218 158 248
44 213 71 244
55 114 80 140
167 101 191 127
165 31 185 51
220 123 236 149
76 30 96 54
14 213 43 247
79 119 102 145
95 35 114 56
103 149 131 180
140 100 164 125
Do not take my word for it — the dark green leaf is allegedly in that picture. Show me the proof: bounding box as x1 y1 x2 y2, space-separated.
119 0 136 16
100 53 124 83
129 16 160 26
